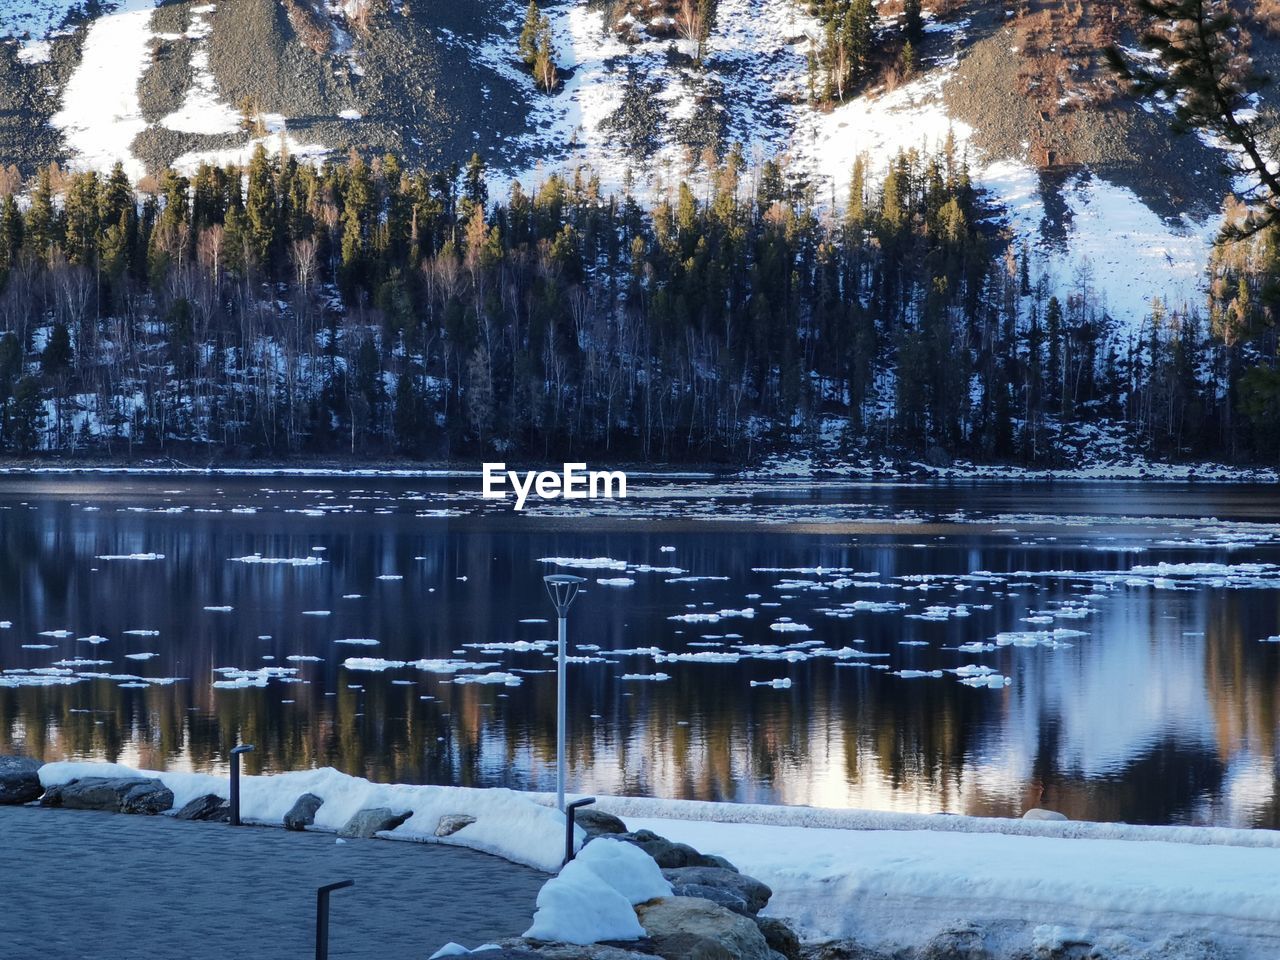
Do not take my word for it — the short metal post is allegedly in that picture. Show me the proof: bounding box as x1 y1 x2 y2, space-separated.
564 796 596 866
316 879 354 960
229 743 255 826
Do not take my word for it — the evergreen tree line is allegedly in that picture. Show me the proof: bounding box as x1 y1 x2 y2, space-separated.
0 140 1270 464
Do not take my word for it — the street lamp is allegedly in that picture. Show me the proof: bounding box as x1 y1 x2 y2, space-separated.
545 574 586 812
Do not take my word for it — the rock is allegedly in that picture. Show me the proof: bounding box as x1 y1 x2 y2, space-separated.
669 882 749 915
175 794 230 822
495 939 656 959
573 808 628 838
619 830 719 869
637 896 778 960
45 777 172 814
916 925 991 960
1022 808 1069 822
435 813 476 837
701 854 740 873
284 793 324 831
662 868 772 915
755 918 801 960
337 806 411 838
121 780 175 815
799 943 893 960
0 756 42 805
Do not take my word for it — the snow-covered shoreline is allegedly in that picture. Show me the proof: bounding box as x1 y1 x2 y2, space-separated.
0 461 1274 483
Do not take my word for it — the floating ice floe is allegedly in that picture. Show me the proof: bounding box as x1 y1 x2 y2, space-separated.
452 672 522 686
203 606 234 613
123 629 159 636
95 553 164 561
769 620 812 633
750 678 793 689
213 666 299 689
335 638 379 646
620 673 671 682
301 610 331 616
231 554 326 566
597 578 636 587
895 670 944 679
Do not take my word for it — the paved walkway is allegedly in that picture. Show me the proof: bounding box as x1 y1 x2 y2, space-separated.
0 805 547 960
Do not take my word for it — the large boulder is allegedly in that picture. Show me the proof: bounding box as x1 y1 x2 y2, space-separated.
670 883 749 915
755 918 801 960
663 867 771 915
175 794 230 822
0 756 42 804
337 807 411 838
619 830 725 870
284 793 324 831
43 777 172 814
573 808 628 839
637 896 779 960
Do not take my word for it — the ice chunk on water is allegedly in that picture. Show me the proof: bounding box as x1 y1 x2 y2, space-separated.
750 678 793 688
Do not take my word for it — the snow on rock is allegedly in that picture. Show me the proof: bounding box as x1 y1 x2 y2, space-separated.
38 761 573 872
50 0 159 183
523 838 668 944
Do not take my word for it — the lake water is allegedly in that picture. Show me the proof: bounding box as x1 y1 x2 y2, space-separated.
2 474 1280 827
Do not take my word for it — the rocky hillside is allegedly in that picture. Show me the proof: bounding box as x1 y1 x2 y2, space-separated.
0 0 1276 330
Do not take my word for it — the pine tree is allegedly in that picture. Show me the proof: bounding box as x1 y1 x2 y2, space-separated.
534 25 558 92
519 0 543 66
903 0 922 42
245 144 276 269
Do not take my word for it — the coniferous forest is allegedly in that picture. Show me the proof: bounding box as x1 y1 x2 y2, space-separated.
0 140 1276 466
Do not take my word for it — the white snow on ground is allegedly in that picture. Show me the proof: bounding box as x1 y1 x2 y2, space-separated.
39 761 577 873
157 3 240 136
169 111 331 177
50 0 158 183
540 798 1280 958
524 838 669 944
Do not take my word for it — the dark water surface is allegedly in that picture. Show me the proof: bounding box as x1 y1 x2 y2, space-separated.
3 474 1280 827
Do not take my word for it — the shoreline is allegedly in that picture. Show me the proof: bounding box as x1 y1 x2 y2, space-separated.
0 458 1276 484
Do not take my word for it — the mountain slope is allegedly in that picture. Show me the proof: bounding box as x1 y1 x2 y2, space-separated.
0 0 1270 330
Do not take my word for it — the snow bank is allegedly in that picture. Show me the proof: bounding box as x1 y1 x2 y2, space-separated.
618 815 1280 956
523 838 669 944
39 762 573 872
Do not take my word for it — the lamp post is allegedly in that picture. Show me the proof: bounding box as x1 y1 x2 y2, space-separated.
544 574 585 812
229 743 255 826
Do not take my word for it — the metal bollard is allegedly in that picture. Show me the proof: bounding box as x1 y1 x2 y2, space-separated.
564 796 596 866
228 743 255 826
315 879 354 960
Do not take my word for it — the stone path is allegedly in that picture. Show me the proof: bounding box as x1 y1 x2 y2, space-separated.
0 805 547 959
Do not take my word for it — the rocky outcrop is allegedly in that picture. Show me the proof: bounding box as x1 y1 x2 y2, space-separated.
0 756 42 804
337 807 411 838
284 793 323 831
664 867 772 915
175 794 230 821
42 777 173 815
637 896 782 960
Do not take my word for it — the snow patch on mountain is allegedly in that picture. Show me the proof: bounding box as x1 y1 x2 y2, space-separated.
157 3 240 136
50 0 158 183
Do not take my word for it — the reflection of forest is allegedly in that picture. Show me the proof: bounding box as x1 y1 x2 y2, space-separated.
1 480 1279 827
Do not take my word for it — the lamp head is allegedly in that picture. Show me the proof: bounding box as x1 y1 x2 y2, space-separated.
544 574 586 616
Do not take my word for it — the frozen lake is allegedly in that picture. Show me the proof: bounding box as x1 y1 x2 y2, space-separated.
2 474 1280 827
